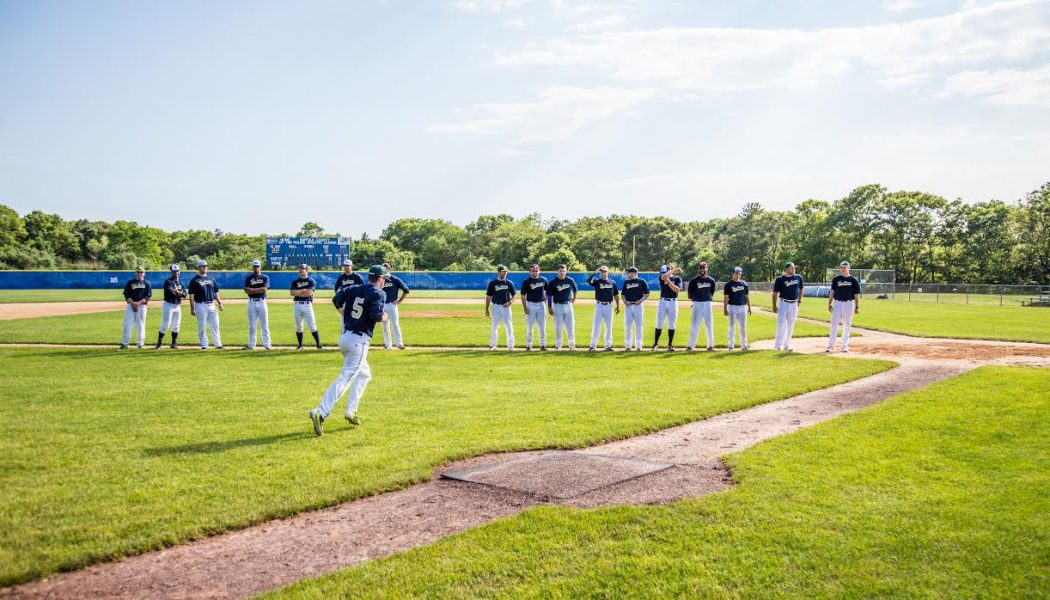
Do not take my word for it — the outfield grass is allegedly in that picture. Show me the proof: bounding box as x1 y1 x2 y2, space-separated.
269 366 1050 599
0 289 480 302
0 348 890 586
0 301 829 348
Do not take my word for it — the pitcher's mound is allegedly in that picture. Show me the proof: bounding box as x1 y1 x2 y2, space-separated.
441 451 673 498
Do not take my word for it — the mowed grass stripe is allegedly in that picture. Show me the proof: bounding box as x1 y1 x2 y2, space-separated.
268 366 1050 599
0 348 890 586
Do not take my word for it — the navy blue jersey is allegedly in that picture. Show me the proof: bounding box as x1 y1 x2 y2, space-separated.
659 275 683 299
487 278 516 304
382 275 409 303
688 276 717 302
290 276 317 302
830 275 861 301
773 274 804 301
123 278 152 302
548 277 577 304
244 273 270 299
188 275 220 302
520 276 548 303
163 277 185 304
621 278 649 302
723 280 749 306
335 272 364 293
586 274 619 303
340 283 386 337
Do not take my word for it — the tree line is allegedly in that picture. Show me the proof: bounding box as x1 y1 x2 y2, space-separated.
1 182 1047 284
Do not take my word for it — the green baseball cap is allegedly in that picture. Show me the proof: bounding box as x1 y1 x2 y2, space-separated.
785 261 795 268
496 264 508 272
368 264 387 277
839 261 850 267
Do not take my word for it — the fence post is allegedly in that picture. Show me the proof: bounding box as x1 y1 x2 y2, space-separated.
936 285 939 304
1000 286 1003 306
966 285 969 304
908 283 911 302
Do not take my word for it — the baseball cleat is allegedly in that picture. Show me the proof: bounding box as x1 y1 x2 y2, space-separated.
215 345 224 350
489 346 497 351
825 348 833 353
667 346 675 352
154 343 162 350
397 345 406 350
200 346 208 350
589 346 596 351
540 346 547 351
243 345 253 350
686 346 694 351
842 348 850 353
569 345 576 351
707 346 715 351
264 346 272 350
295 345 303 351
525 346 532 351
119 344 128 350
786 347 794 352
650 344 658 351
742 346 750 351
345 413 361 426
309 409 325 436
604 346 613 352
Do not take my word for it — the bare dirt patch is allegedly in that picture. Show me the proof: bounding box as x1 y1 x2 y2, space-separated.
0 302 127 320
850 340 1050 361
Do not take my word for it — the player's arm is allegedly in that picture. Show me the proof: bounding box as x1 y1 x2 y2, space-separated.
368 293 387 322
827 281 835 313
142 282 152 306
613 286 620 314
666 274 682 294
485 293 492 317
745 289 752 315
215 290 223 311
397 280 409 304
854 280 861 313
520 284 529 314
504 282 516 307
571 281 577 304
798 278 804 305
188 284 196 315
723 283 730 316
771 288 779 313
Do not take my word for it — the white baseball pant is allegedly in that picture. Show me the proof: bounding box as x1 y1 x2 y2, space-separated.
316 331 372 419
158 301 181 334
524 301 547 347
828 300 855 350
293 301 317 333
656 298 679 330
727 304 748 349
381 303 403 348
490 304 515 348
688 301 714 349
121 304 147 346
247 298 271 349
193 302 222 348
774 300 799 350
590 302 613 349
623 303 644 349
552 303 575 349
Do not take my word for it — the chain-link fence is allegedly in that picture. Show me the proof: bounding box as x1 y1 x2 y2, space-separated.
747 281 1047 305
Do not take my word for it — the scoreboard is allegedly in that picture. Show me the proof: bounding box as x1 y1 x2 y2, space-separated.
266 237 350 269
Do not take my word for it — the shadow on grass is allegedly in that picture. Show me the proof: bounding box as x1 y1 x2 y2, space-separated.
143 430 315 457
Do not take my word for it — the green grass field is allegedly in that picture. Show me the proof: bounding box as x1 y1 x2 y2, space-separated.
0 301 829 348
0 348 890 586
270 366 1050 599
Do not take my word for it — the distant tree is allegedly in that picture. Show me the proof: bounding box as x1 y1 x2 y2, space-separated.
0 204 27 249
297 222 326 237
1013 181 1050 284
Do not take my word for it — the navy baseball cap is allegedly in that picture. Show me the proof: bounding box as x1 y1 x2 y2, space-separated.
626 266 638 273
368 264 387 277
496 264 508 272
733 266 743 274
840 261 850 267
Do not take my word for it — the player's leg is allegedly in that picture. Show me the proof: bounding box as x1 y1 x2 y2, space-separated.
840 300 854 351
259 301 271 349
727 306 737 350
740 308 749 349
624 305 634 350
195 303 208 348
774 304 786 350
294 304 305 348
344 345 372 419
566 305 576 349
590 304 602 349
503 306 514 349
688 302 701 349
702 302 714 349
381 304 393 349
534 302 546 348
666 301 678 348
784 302 798 350
316 332 365 421
389 303 404 348
553 305 564 349
136 305 148 347
247 301 258 349
170 304 181 348
489 307 500 349
121 305 134 348
827 302 842 351
524 305 535 349
157 302 171 348
304 306 319 347
207 304 222 348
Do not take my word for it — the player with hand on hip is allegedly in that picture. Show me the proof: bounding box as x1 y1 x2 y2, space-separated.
485 265 516 350
156 264 185 349
290 264 321 350
772 261 804 351
620 267 649 351
686 262 717 351
653 264 683 351
243 259 272 350
334 259 363 293
827 261 862 353
310 265 389 435
723 267 751 350
520 263 549 351
188 260 224 350
379 262 409 349
586 266 620 351
546 264 577 350
120 266 152 349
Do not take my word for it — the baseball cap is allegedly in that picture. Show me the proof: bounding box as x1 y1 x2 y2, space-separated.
135 266 145 273
626 266 638 273
170 264 180 272
785 261 795 268
496 264 508 272
298 263 309 270
368 264 387 277
733 266 743 274
598 265 609 272
840 261 851 267
251 259 262 267
342 259 352 267
659 264 669 274
196 260 207 268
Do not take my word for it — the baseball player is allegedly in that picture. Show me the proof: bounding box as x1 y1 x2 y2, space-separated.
586 266 620 351
334 259 363 293
686 262 717 351
379 262 409 349
290 264 321 350
652 264 683 351
621 267 649 351
310 264 389 435
520 263 549 351
772 261 804 351
546 264 577 350
723 266 751 350
188 260 224 350
243 260 272 350
155 264 185 349
827 261 862 353
120 266 152 349
485 265 516 350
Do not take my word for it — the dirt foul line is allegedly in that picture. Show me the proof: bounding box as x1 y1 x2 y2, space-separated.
2 361 970 600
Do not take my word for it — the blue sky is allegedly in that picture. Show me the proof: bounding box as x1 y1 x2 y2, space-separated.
1 0 1048 236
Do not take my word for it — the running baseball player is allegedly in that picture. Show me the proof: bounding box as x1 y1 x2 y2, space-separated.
334 259 363 293
686 262 717 351
772 261 804 351
188 260 224 350
120 266 151 349
586 265 620 351
379 262 409 349
243 259 272 350
485 265 516 350
827 261 861 353
653 264 683 351
546 264 577 350
520 263 549 351
290 264 321 350
723 266 751 350
309 264 389 435
156 264 185 349
621 267 649 351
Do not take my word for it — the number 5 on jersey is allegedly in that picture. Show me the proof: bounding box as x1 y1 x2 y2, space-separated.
350 297 365 319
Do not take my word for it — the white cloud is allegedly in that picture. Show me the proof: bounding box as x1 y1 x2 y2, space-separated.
568 13 626 32
504 17 527 27
450 0 525 13
943 65 1050 105
885 0 923 12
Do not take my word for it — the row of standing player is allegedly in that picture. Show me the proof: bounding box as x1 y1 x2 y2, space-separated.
119 259 410 350
484 261 862 353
